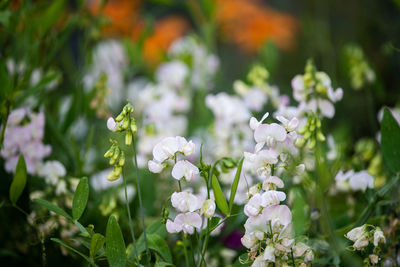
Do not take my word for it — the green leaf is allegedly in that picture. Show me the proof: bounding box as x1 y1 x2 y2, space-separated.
90 233 105 259
229 157 244 212
291 187 310 237
9 155 27 205
72 177 89 220
106 215 126 267
36 0 65 36
155 262 173 267
33 199 72 220
212 175 229 215
381 107 400 174
136 234 172 263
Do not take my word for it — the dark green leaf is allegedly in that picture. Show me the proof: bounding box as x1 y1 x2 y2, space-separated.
106 215 126 267
34 199 72 220
212 175 229 215
136 234 172 263
9 155 27 205
381 107 400 173
229 157 244 212
90 233 105 259
72 177 89 220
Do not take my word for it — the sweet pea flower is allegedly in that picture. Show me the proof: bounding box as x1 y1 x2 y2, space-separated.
39 161 66 185
262 176 284 191
148 160 164 173
353 235 369 250
263 245 276 262
276 116 299 132
166 212 202 234
155 61 188 88
106 117 117 132
306 98 335 118
348 170 374 192
345 225 365 242
152 136 195 163
261 190 286 207
373 228 386 247
171 160 199 181
327 87 343 103
254 123 287 148
201 199 216 218
171 191 202 213
244 193 263 217
263 205 292 229
249 112 269 130
241 233 258 249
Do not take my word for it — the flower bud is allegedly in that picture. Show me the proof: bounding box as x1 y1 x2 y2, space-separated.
317 130 326 142
113 166 122 177
115 112 125 122
130 120 137 134
125 131 132 146
104 146 115 158
121 116 129 130
118 151 125 166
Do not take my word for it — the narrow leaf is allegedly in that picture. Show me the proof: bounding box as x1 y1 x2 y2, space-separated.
72 177 89 220
106 215 126 267
90 233 105 259
381 107 400 174
9 155 27 205
212 175 229 215
229 157 244 212
51 238 90 261
33 198 72 220
291 187 310 236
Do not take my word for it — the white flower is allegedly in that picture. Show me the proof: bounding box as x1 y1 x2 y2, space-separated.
292 75 306 102
171 160 199 181
39 161 66 185
353 235 369 250
327 87 343 102
171 191 202 213
348 170 374 192
373 228 385 247
276 116 299 132
166 212 202 235
152 136 194 163
263 205 292 229
261 190 286 207
201 199 216 218
263 245 276 262
345 225 365 242
241 233 258 249
243 89 267 112
107 117 117 132
155 60 188 88
254 123 287 148
244 194 263 217
304 250 314 262
262 176 284 191
306 98 335 118
251 255 268 267
249 112 269 131
148 160 164 173
293 242 310 257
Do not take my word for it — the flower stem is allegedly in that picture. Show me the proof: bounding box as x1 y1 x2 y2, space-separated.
132 137 150 263
122 169 140 265
182 233 190 267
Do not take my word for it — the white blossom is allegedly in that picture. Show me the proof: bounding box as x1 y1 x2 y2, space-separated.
171 160 199 181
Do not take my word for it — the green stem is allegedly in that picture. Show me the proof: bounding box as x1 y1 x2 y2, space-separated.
182 233 190 267
0 100 11 150
122 170 140 265
132 137 150 263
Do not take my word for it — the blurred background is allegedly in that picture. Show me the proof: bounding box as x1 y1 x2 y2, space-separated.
1 0 400 266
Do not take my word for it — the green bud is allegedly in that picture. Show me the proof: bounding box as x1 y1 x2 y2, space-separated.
130 120 137 134
308 138 316 150
317 131 326 142
113 166 122 177
303 131 311 140
316 119 321 128
309 124 316 132
118 152 125 166
125 131 132 146
107 171 118 181
295 138 305 147
104 146 115 158
121 117 129 130
115 112 125 122
298 126 307 135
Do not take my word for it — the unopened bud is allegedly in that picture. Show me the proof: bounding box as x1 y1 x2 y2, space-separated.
104 146 115 158
118 152 125 166
121 117 129 130
113 166 122 177
125 131 132 146
115 112 125 122
130 120 137 134
317 131 326 142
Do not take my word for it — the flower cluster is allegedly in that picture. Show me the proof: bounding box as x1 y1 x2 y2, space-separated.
241 113 313 266
103 140 126 181
344 45 375 90
106 103 137 146
1 108 51 175
291 60 343 119
345 225 386 265
147 136 217 235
